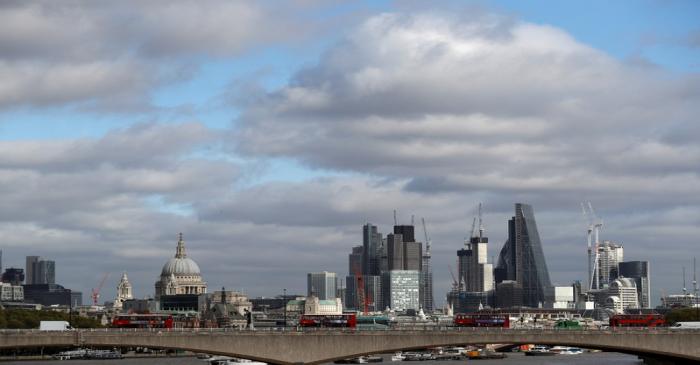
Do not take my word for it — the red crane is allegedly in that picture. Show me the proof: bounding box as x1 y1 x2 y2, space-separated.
91 273 110 306
354 266 370 314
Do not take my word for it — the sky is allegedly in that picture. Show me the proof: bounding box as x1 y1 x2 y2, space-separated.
1 0 699 307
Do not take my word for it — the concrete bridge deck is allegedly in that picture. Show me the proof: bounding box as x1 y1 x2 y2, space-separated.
1 328 698 364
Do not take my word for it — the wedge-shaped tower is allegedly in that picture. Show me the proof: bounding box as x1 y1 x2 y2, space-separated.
495 203 552 308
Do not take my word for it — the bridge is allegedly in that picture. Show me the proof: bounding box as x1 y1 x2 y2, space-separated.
1 328 699 364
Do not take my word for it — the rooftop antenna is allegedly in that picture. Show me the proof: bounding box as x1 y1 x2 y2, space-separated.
393 210 397 226
411 214 415 226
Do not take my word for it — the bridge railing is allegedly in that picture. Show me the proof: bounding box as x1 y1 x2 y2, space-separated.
1 326 688 335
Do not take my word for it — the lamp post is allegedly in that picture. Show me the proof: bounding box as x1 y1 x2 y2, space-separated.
283 288 287 331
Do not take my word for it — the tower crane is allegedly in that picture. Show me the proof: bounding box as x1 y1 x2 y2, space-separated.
582 202 603 291
477 202 484 239
421 217 431 253
448 264 460 291
91 273 110 306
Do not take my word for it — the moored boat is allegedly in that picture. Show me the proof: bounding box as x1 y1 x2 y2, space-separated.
524 346 555 356
550 346 583 355
390 352 405 362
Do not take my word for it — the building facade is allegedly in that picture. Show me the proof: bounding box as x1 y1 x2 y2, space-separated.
618 261 650 308
307 271 337 300
596 241 624 289
382 270 420 311
25 256 55 285
495 203 552 308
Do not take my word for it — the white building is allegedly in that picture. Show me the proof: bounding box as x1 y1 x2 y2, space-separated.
304 295 343 315
661 294 699 308
113 272 133 309
382 270 420 311
545 286 575 309
0 282 23 302
596 241 623 289
307 271 337 300
605 278 639 313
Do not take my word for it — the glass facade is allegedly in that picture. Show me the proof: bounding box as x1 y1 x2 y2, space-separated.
496 203 552 308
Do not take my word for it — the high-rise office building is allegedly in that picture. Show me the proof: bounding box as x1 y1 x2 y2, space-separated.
458 236 494 292
618 261 650 308
495 203 552 308
382 270 420 311
596 241 624 289
25 256 55 285
307 271 337 300
362 224 382 276
421 245 434 312
348 246 363 275
25 256 39 285
393 225 415 243
386 234 404 271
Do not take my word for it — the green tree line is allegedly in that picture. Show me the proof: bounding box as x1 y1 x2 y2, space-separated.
665 308 700 325
0 308 102 329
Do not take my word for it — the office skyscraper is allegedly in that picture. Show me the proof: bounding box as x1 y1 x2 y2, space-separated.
25 256 55 285
307 271 337 300
596 241 624 289
362 224 382 275
25 256 39 285
421 244 434 312
618 261 650 308
496 203 552 308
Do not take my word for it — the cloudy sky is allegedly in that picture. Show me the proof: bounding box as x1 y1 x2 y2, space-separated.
1 0 699 307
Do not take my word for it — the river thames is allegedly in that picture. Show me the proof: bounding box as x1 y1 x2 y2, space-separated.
0 352 642 365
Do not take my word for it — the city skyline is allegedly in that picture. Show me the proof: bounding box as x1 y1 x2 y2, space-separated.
0 1 698 307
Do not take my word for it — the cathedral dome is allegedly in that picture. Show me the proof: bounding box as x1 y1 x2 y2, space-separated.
161 257 201 276
159 233 202 276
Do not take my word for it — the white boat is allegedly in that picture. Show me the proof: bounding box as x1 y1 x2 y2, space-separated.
391 352 405 361
208 356 267 365
550 346 583 355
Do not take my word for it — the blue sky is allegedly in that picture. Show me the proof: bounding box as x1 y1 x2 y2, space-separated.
0 1 698 306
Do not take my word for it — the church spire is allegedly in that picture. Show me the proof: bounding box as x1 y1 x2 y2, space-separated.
175 232 187 258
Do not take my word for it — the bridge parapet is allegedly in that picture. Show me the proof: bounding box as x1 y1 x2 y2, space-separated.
1 328 698 365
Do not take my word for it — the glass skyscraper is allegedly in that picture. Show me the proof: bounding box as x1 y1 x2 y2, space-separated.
495 203 552 308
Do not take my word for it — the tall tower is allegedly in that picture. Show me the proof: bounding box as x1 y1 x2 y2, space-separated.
25 256 39 285
596 241 624 288
495 203 552 308
421 218 434 312
114 272 133 309
362 224 382 275
307 271 338 300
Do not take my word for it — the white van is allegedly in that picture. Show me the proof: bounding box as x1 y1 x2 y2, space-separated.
670 321 700 330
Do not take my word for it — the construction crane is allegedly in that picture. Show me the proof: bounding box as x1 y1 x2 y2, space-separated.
469 217 477 242
353 266 369 315
581 203 594 291
477 202 484 239
91 273 109 306
421 217 431 253
582 202 603 291
393 209 397 226
448 264 459 291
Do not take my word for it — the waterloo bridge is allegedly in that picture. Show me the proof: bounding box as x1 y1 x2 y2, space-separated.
1 328 699 365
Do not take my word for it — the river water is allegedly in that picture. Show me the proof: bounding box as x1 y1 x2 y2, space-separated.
0 352 642 365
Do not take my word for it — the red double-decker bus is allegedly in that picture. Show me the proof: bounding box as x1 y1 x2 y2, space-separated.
112 314 174 329
299 313 357 328
454 313 510 328
609 314 665 328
